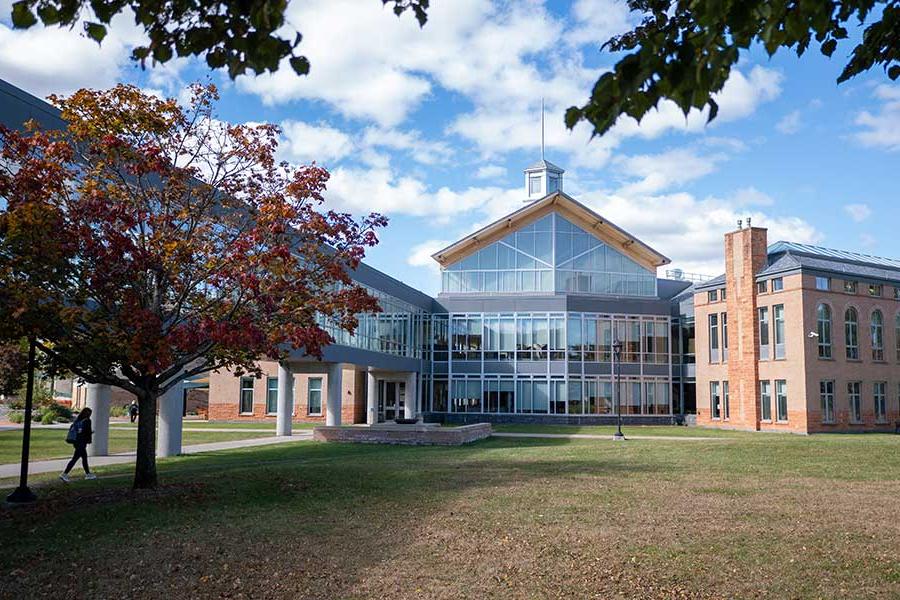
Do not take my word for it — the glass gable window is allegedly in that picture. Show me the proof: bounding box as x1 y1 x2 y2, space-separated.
441 212 656 296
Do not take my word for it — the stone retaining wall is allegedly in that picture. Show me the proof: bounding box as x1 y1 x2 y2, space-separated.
313 423 492 446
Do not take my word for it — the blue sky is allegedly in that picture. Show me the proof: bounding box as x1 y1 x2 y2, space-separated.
1 0 898 295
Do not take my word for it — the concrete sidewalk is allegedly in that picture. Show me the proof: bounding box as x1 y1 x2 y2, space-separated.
492 432 725 441
0 432 313 480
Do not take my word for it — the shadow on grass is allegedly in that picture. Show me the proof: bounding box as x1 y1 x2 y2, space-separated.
0 436 668 598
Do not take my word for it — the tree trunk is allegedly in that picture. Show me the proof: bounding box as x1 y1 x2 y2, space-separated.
133 389 158 489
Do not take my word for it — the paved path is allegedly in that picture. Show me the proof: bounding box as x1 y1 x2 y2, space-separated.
0 432 313 480
492 432 725 441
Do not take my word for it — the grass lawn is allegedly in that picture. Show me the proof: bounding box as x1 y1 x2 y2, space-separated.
2 429 900 598
0 427 274 464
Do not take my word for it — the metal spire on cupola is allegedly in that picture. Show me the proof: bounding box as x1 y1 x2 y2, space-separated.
524 97 564 203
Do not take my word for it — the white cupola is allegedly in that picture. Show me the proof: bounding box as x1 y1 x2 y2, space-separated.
524 159 564 202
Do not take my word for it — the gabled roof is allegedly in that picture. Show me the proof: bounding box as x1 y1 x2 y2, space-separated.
431 191 670 271
525 159 564 173
768 241 900 271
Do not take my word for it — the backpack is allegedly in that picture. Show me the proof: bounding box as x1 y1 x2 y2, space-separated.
65 420 79 444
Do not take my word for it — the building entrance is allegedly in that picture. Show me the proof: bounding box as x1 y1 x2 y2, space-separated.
378 380 407 422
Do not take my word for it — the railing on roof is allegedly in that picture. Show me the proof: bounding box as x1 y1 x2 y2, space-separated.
665 269 714 283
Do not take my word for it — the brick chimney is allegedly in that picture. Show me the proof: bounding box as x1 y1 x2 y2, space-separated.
724 223 768 430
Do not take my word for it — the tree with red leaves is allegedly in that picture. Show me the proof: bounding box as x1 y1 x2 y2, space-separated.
0 84 386 488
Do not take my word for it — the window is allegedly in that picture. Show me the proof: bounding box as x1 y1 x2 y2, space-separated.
775 380 788 422
266 377 278 414
773 304 785 359
815 276 831 291
874 382 887 422
820 381 834 424
757 280 768 294
721 288 727 300
528 174 541 195
871 310 884 361
307 377 323 415
816 304 832 359
710 381 721 419
760 380 772 421
895 287 900 300
869 283 883 297
708 314 720 363
758 307 770 360
721 313 728 363
772 277 784 291
895 314 900 361
239 377 254 414
723 381 730 420
708 289 718 302
848 381 862 423
844 280 858 294
845 307 859 359
547 175 559 193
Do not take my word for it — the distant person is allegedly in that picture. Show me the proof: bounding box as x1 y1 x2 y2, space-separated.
129 400 139 423
60 407 97 482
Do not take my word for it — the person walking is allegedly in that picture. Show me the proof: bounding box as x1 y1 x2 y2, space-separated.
60 407 97 482
128 400 139 423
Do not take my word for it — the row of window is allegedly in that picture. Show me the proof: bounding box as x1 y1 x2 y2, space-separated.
816 305 900 361
438 313 671 364
238 376 322 416
815 276 900 299
425 376 672 415
709 380 789 422
819 380 894 424
706 276 786 303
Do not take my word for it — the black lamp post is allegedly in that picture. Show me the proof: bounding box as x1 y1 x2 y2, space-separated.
612 338 625 441
7 337 38 504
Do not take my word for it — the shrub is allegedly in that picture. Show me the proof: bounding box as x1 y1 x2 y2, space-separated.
30 398 74 423
7 410 24 424
41 411 56 425
110 405 128 418
5 397 25 410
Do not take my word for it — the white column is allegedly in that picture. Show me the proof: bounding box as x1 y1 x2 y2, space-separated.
276 361 293 437
326 363 343 427
86 383 111 457
405 372 417 420
366 369 377 425
157 379 184 458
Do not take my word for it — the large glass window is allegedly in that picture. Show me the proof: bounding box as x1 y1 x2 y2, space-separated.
549 315 566 360
820 380 834 424
775 380 788 422
708 314 719 363
760 380 772 421
483 379 515 413
758 307 770 360
710 381 721 419
239 377 254 414
584 380 613 414
567 380 584 414
567 315 583 361
451 379 482 412
442 213 656 296
848 381 861 422
817 304 832 359
773 304 786 359
871 310 884 361
550 379 567 414
845 307 859 359
266 377 278 414
874 382 887 422
432 379 448 412
307 377 323 415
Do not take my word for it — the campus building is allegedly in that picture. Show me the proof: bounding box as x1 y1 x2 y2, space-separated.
695 224 900 433
206 159 698 425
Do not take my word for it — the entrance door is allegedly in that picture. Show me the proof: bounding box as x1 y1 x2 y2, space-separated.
378 380 407 422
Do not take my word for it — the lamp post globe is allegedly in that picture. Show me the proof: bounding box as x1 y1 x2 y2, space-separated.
612 338 625 441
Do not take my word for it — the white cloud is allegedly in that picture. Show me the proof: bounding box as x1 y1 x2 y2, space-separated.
853 84 900 151
279 120 355 165
575 188 821 275
860 233 877 248
0 9 143 99
407 239 452 272
731 187 775 207
613 148 726 195
776 110 802 134
361 127 453 165
568 0 633 46
475 164 507 179
843 203 872 222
